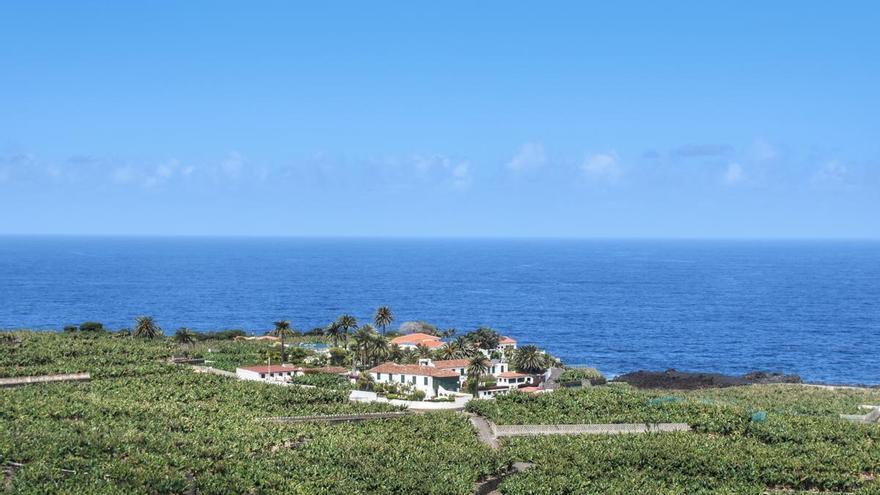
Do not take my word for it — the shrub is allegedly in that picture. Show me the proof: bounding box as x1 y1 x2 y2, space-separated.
79 321 105 333
558 367 606 385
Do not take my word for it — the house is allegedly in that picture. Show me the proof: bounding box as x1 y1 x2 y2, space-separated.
236 364 301 382
496 371 532 388
389 332 444 350
431 358 511 384
367 360 460 399
497 336 517 351
478 335 518 358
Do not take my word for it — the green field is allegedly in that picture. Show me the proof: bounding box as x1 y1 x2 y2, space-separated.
2 331 878 494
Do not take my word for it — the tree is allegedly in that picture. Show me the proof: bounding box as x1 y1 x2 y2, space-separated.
352 324 378 369
79 321 104 334
513 344 548 374
325 321 343 347
356 371 375 391
173 327 196 350
133 316 161 339
271 320 293 363
415 343 433 359
442 336 476 359
469 326 501 351
439 328 456 339
466 356 489 398
373 306 394 336
368 332 389 367
335 315 358 346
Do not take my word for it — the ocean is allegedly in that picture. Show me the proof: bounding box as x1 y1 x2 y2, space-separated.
0 236 877 384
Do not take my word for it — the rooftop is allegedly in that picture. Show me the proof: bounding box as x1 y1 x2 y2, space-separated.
368 362 459 378
238 364 300 374
390 333 442 345
498 371 529 378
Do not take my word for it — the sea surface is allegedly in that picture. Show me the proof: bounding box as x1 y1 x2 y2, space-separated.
0 236 878 384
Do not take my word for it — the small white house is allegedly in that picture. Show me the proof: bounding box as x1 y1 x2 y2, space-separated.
235 364 302 382
496 371 532 388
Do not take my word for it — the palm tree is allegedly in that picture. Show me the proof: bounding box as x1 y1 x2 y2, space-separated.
325 321 343 347
271 320 293 363
387 344 403 363
352 324 377 369
133 316 161 339
368 332 389 367
373 306 394 335
173 327 196 350
513 344 548 374
335 315 358 346
440 327 456 339
415 343 433 359
470 326 501 351
466 356 489 398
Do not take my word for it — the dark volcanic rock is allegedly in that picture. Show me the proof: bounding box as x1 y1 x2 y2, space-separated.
613 368 801 390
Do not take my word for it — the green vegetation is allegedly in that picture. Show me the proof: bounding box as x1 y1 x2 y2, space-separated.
464 384 880 494
289 372 352 390
3 330 878 494
0 331 498 494
558 367 606 385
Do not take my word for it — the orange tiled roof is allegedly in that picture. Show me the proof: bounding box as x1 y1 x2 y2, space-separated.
419 340 445 348
390 333 441 345
498 371 529 378
432 358 489 369
368 362 459 378
499 336 516 344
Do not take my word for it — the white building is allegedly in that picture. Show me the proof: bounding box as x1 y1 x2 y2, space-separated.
431 358 510 384
367 361 461 399
235 364 301 382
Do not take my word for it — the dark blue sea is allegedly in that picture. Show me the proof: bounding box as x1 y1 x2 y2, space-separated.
1 237 878 385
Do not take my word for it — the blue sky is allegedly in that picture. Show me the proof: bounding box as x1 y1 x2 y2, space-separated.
1 1 878 238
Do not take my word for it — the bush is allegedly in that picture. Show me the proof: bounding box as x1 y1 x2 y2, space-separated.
558 367 606 385
79 321 105 333
290 373 351 390
62 325 78 333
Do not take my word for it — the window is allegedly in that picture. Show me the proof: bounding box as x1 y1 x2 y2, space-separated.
400 374 405 383
260 374 265 379
491 366 495 374
460 369 465 376
423 377 428 385
411 376 416 384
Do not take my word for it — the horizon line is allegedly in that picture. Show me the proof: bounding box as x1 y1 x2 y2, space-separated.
0 233 878 242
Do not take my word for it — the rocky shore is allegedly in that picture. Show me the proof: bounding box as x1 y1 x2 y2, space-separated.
613 369 802 390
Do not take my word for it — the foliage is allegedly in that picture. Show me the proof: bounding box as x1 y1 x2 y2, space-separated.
133 316 162 339
79 321 105 333
290 372 352 390
373 305 394 335
512 345 549 374
470 384 880 494
558 367 606 384
0 331 498 494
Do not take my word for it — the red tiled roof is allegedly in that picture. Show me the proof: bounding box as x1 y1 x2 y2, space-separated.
519 386 541 393
368 362 459 378
390 333 441 345
418 340 445 348
432 358 489 369
238 364 301 374
499 336 516 344
498 371 529 378
431 359 470 368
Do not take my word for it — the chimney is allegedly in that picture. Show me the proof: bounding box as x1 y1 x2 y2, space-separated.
418 358 433 367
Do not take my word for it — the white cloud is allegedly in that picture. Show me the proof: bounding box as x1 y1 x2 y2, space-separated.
581 152 621 181
723 162 744 185
506 142 546 171
412 154 472 190
112 165 136 184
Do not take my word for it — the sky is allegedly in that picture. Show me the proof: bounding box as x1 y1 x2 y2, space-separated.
1 1 878 238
